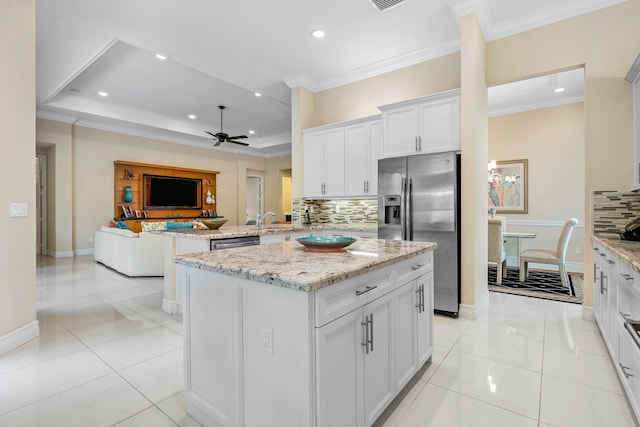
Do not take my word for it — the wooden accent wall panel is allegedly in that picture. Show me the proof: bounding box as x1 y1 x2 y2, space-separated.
114 161 219 222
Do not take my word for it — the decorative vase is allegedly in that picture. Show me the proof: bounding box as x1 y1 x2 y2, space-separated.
123 186 133 203
205 190 214 205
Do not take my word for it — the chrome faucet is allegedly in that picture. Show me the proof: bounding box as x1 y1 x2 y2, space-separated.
256 211 276 228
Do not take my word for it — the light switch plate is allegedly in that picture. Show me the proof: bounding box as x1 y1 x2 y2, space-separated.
10 203 28 217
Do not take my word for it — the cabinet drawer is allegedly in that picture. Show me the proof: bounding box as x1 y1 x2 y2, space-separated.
315 267 393 327
396 252 433 285
618 259 640 296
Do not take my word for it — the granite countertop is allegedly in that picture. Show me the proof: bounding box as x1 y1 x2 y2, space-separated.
173 239 436 292
592 235 640 273
161 223 378 240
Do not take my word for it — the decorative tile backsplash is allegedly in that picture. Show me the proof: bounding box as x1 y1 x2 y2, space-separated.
593 191 640 237
292 198 378 227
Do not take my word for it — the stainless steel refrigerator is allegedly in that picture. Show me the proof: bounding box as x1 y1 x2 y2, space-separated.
378 151 460 316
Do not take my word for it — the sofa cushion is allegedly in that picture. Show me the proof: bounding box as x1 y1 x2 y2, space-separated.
166 221 193 230
114 228 138 238
141 221 167 232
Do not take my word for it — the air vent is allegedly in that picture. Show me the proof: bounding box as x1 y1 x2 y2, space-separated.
369 0 406 12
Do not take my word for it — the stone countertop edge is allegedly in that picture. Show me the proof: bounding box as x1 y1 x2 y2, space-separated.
173 240 437 292
160 224 378 239
592 235 640 274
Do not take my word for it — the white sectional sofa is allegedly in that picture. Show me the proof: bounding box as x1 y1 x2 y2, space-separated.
94 226 164 276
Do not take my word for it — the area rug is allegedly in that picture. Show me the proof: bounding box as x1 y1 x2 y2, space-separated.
488 266 584 304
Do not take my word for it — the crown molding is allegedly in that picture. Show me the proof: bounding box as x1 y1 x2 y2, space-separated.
36 109 79 124
484 0 627 42
283 74 320 92
489 94 584 117
314 40 461 92
447 0 492 38
626 53 640 82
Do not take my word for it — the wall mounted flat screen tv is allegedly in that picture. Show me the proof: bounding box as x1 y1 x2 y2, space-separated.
143 174 202 209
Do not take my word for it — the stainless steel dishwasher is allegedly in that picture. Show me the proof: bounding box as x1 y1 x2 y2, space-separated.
209 235 260 250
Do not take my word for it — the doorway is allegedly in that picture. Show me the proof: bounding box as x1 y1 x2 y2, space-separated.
246 174 263 225
35 154 47 256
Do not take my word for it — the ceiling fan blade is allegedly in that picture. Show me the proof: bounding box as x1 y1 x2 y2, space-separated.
227 135 248 140
228 140 250 146
213 139 223 147
205 131 217 138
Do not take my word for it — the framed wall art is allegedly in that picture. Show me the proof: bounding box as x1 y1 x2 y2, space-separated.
488 159 528 214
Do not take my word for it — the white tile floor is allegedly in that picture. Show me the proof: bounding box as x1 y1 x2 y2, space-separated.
0 256 637 426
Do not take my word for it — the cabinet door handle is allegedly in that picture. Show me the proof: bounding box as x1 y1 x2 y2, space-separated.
421 284 425 313
361 317 369 355
355 285 378 296
594 247 600 252
602 274 608 292
415 287 422 312
620 312 632 322
418 136 422 151
620 363 634 378
412 264 424 271
600 253 606 258
621 273 634 281
607 259 615 265
368 313 373 352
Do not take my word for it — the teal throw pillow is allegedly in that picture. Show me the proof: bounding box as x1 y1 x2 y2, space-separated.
166 221 194 230
115 221 131 230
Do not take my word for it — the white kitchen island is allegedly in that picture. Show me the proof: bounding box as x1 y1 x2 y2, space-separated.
173 239 436 427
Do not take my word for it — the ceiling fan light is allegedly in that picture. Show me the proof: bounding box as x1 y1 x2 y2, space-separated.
254 92 262 97
155 53 167 60
249 130 255 135
97 91 108 97
188 114 196 120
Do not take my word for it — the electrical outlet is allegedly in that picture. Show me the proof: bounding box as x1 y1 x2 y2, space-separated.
309 205 314 213
261 325 273 354
335 205 340 213
576 246 581 254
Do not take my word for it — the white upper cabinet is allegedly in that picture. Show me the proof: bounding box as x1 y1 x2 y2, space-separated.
344 120 383 197
380 90 460 158
303 128 345 198
627 54 640 190
303 116 382 199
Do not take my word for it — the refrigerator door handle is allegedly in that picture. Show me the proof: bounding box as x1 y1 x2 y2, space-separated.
408 178 413 240
400 177 407 240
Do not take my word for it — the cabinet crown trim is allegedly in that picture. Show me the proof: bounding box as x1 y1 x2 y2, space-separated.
303 114 382 134
377 88 461 112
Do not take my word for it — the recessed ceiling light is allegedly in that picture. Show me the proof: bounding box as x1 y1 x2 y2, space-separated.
311 29 325 39
188 114 196 120
554 87 565 93
248 130 255 135
155 53 167 60
254 92 262 97
98 91 108 97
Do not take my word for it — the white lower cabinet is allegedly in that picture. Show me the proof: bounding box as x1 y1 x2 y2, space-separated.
592 240 640 422
316 291 395 427
394 273 433 391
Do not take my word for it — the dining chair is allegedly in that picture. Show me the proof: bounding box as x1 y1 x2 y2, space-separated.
488 217 508 285
519 218 578 287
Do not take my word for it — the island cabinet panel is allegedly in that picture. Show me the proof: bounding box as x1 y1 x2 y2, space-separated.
184 268 240 427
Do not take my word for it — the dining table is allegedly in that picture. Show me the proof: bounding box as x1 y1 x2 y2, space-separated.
503 231 536 267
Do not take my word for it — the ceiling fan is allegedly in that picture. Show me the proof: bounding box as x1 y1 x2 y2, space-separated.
205 105 249 147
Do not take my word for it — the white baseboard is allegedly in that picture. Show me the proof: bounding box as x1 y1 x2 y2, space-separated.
162 298 181 315
582 306 595 321
50 250 74 258
459 289 489 320
74 248 94 256
0 321 39 356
